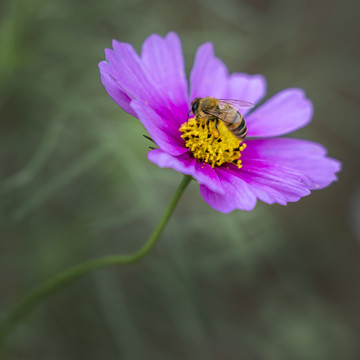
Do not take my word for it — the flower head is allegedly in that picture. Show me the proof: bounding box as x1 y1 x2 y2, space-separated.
99 32 341 213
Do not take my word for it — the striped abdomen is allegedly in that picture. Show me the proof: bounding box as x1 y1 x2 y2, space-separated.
224 111 247 139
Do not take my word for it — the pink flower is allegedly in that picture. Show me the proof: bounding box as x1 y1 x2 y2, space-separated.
99 32 341 213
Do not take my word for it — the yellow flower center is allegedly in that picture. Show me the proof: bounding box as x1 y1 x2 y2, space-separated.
180 117 246 168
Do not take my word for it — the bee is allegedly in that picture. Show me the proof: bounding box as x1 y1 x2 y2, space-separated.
190 97 254 139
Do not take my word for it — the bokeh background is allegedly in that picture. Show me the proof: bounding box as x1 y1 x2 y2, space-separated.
1 0 359 359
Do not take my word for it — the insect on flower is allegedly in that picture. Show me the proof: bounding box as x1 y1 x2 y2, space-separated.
99 32 341 213
190 97 254 139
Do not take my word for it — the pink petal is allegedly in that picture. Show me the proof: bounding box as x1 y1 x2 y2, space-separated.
200 168 257 213
99 62 137 117
102 42 156 106
189 43 228 101
148 149 224 194
131 100 187 156
141 32 189 128
235 161 312 205
225 73 267 115
244 138 341 189
99 34 188 128
246 88 313 137
199 137 340 211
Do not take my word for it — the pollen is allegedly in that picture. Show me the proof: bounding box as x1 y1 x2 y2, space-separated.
180 117 246 168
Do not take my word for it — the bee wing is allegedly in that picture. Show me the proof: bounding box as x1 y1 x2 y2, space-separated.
219 99 255 109
202 107 236 123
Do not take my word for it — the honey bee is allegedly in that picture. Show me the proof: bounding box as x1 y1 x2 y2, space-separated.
190 97 254 139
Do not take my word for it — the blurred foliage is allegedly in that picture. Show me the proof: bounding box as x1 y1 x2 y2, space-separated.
0 0 359 359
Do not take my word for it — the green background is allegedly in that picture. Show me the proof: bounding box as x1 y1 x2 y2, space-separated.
1 0 359 358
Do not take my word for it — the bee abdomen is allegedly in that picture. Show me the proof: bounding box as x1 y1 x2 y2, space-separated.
225 113 247 139
233 121 247 138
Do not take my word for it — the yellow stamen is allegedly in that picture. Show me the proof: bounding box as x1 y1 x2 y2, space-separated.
180 117 246 168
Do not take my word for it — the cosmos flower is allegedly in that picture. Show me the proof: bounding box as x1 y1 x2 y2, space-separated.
99 32 341 213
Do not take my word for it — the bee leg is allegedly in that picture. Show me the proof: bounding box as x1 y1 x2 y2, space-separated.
215 118 219 132
205 117 212 133
214 118 220 138
186 110 192 122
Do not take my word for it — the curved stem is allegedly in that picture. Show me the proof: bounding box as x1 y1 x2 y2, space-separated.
0 175 192 346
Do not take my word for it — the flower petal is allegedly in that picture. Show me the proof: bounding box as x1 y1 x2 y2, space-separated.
100 42 156 108
246 88 313 137
212 138 341 207
199 168 257 213
225 73 267 115
131 100 187 156
141 32 189 128
244 138 341 190
189 43 228 101
235 161 312 205
148 149 224 194
99 62 137 117
99 34 188 128
200 136 341 212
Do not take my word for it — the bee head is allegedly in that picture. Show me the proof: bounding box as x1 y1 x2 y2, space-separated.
191 98 200 115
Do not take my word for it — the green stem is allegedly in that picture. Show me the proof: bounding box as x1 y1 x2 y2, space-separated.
0 175 192 346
